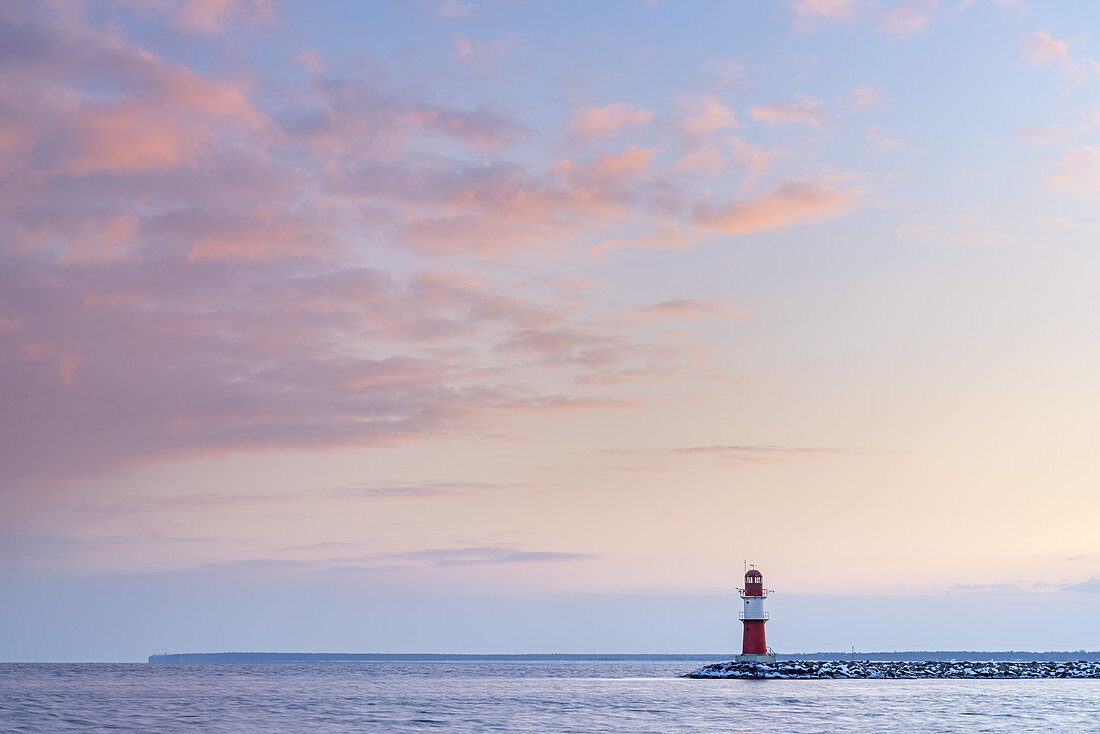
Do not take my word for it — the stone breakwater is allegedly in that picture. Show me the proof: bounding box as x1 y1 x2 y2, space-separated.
686 660 1100 679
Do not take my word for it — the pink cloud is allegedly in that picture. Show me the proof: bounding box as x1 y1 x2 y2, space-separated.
792 0 857 25
413 107 531 153
0 4 262 180
569 104 654 138
1019 30 1088 81
1014 125 1070 145
605 443 877 465
69 108 191 174
497 318 709 380
671 146 726 176
396 213 580 256
679 96 739 135
392 175 590 255
283 78 529 157
0 4 629 272
1020 30 1070 64
669 137 776 193
0 315 24 333
435 0 477 18
453 35 517 65
347 149 653 256
750 99 825 127
793 0 991 37
293 50 325 75
555 146 653 183
1046 146 1100 192
846 85 887 109
692 182 855 234
493 396 640 413
701 59 749 88
62 74 260 176
876 0 939 36
861 125 907 150
183 210 331 262
0 3 748 490
728 137 778 190
173 0 277 34
635 299 749 321
590 227 687 258
0 255 685 485
59 214 141 264
670 444 876 465
4 143 326 263
17 342 81 386
57 354 81 385
502 328 616 360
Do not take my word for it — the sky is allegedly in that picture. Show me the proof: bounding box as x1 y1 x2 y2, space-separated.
3 0 1100 662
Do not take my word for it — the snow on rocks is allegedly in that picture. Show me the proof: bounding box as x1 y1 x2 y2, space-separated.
685 660 1100 679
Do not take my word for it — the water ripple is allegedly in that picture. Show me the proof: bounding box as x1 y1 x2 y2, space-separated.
2 662 1100 733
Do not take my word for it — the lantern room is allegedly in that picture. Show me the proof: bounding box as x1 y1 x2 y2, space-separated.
744 569 764 597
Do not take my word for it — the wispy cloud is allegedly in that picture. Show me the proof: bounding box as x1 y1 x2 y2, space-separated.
603 444 881 465
590 227 688 258
1019 30 1071 64
634 299 750 321
453 35 517 64
1063 579 1100 594
1014 124 1071 144
0 1 871 497
1046 146 1100 192
435 0 477 18
383 546 597 566
333 482 541 499
173 0 278 34
861 125 908 150
668 444 879 464
1019 30 1093 81
678 96 740 135
81 482 543 516
875 0 940 37
792 0 999 37
845 85 888 109
750 99 826 127
570 104 654 138
170 545 597 573
791 0 858 30
692 182 855 234
949 581 1068 593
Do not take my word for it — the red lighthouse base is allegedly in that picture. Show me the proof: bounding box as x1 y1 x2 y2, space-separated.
737 620 774 663
742 620 767 655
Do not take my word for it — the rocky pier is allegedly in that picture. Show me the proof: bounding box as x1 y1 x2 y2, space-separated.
686 660 1100 679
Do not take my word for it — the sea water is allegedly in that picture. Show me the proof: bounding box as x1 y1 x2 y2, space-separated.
3 661 1100 732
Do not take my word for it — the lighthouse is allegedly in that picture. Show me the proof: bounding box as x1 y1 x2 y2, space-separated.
737 565 775 663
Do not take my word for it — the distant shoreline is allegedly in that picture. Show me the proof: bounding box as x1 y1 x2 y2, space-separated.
148 653 725 663
147 651 1100 664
